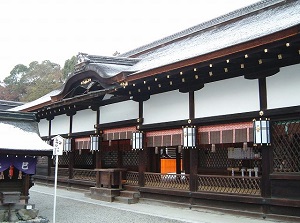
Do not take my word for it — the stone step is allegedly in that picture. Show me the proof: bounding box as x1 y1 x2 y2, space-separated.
119 190 140 199
123 184 139 192
88 187 120 202
114 196 139 204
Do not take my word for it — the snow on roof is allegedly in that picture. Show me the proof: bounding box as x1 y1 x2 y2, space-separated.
126 0 300 75
0 119 53 152
9 89 61 112
0 122 53 152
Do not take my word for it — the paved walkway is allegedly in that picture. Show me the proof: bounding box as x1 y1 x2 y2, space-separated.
29 185 297 223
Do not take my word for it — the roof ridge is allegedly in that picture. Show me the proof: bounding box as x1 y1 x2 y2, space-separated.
120 0 285 58
87 54 140 66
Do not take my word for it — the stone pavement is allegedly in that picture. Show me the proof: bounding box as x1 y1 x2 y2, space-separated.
29 185 298 223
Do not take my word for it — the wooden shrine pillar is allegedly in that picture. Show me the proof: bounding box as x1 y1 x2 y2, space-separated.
189 149 199 192
182 149 190 174
261 144 273 214
68 114 74 180
176 147 181 174
188 91 198 192
95 107 102 169
138 149 147 187
47 117 53 177
68 149 74 180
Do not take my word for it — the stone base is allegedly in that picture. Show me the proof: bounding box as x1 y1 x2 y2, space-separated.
0 208 49 222
89 187 121 202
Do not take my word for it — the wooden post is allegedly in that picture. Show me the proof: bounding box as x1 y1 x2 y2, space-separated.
261 144 273 214
183 149 190 174
96 171 100 188
68 151 74 180
176 147 181 174
68 115 74 180
117 141 122 168
119 171 123 189
24 175 30 204
138 149 146 187
189 148 199 192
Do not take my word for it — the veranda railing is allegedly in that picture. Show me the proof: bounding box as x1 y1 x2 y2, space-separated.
50 167 96 181
197 174 261 195
50 168 261 196
144 172 190 190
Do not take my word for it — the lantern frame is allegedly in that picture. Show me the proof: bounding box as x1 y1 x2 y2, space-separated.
90 135 99 152
132 131 143 150
253 118 271 146
63 138 72 152
182 126 197 149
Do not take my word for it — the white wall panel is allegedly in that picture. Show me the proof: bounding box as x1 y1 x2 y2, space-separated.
143 90 189 125
267 64 300 109
73 109 96 133
100 100 139 124
38 119 49 137
195 76 259 118
51 114 69 135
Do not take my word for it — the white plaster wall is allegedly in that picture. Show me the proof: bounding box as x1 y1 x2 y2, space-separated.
38 119 49 137
51 114 69 135
267 64 300 109
195 76 259 118
100 100 139 124
143 90 189 125
72 109 96 133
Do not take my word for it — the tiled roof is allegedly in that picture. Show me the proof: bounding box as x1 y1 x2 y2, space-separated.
123 0 300 75
120 0 286 58
11 0 300 111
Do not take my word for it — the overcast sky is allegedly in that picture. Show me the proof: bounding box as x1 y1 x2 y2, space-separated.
0 0 260 81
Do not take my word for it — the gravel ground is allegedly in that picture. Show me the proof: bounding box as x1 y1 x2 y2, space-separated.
29 185 298 223
29 188 184 223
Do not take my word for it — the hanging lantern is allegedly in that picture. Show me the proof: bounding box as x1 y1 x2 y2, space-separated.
182 126 197 148
132 131 143 150
64 138 72 152
90 135 99 152
253 118 271 146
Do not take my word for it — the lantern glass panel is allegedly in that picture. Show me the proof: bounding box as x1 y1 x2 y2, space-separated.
254 119 270 144
90 136 99 151
183 126 196 148
132 132 143 150
64 138 72 152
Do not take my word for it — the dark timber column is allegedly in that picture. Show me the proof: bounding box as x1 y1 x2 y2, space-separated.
258 78 267 110
176 146 181 174
94 107 102 169
138 101 146 187
68 114 74 180
258 77 272 214
47 118 53 177
189 91 198 192
261 143 273 214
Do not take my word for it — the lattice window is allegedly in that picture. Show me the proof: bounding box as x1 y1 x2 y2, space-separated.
122 150 138 166
199 146 228 168
74 152 93 167
53 154 69 166
103 151 118 168
273 120 300 173
37 156 48 165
